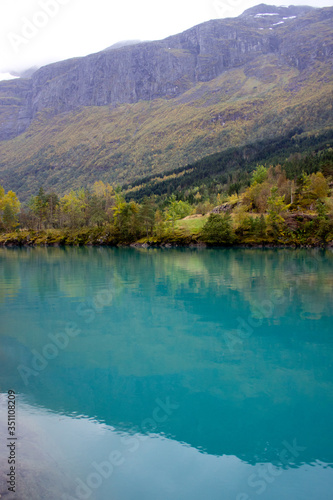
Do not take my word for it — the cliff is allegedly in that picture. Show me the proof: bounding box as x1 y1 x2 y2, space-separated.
1 4 331 140
0 4 332 199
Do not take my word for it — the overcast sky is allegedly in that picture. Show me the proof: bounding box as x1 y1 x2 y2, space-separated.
0 0 332 80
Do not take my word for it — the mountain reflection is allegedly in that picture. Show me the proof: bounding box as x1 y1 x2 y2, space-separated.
1 247 333 466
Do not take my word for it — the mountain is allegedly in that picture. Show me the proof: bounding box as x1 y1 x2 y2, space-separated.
0 4 332 200
10 66 40 79
104 40 144 51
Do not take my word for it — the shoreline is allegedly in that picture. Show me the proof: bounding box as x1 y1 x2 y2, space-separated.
0 231 332 250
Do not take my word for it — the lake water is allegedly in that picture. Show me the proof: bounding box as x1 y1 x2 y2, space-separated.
0 247 332 500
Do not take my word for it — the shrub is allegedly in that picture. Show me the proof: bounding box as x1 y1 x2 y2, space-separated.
201 213 234 245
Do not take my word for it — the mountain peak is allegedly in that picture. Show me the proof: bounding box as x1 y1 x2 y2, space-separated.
238 3 316 29
104 40 143 51
240 3 315 18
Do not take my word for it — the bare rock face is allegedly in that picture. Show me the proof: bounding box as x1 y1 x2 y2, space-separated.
26 18 281 116
0 4 332 141
212 202 238 214
0 79 32 140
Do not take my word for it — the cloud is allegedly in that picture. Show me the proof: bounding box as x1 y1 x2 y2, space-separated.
0 73 19 82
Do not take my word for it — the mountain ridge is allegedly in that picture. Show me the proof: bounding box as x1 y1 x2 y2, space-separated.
0 4 330 141
0 4 332 200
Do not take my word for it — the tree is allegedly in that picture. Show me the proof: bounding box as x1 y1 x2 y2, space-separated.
292 173 311 209
235 214 267 242
60 189 87 228
251 165 268 185
256 214 267 239
29 187 48 230
308 172 329 201
2 203 17 231
0 187 20 231
45 192 60 227
88 194 107 227
201 213 234 245
267 187 288 237
139 197 156 238
113 195 140 241
165 195 192 229
315 200 333 244
28 188 60 229
92 181 115 216
153 209 167 239
242 181 271 213
267 187 288 221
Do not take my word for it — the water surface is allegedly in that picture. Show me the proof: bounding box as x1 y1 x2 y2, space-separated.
0 247 332 499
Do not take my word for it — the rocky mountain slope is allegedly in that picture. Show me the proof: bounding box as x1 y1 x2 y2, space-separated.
0 4 332 199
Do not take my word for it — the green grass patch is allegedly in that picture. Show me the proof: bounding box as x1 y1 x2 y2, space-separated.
176 215 209 233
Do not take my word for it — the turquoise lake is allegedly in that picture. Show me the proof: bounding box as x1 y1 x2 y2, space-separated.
0 247 333 499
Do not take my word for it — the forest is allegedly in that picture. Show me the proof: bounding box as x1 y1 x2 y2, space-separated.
1 136 333 247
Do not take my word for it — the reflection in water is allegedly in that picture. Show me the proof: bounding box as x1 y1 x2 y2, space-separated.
0 396 80 500
0 397 332 500
0 248 333 499
0 250 21 303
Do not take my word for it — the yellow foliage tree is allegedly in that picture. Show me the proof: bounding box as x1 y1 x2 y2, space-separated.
0 186 21 231
92 181 115 215
242 181 271 213
92 181 114 199
307 172 329 201
60 189 87 228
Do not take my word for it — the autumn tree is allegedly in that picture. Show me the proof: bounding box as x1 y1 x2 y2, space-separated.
267 187 288 237
92 181 115 218
87 193 107 227
113 194 140 241
242 181 271 213
308 172 329 201
60 189 87 228
0 186 20 231
292 172 329 210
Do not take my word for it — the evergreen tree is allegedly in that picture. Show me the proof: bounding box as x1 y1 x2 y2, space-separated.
139 197 156 238
2 203 17 231
201 213 234 245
